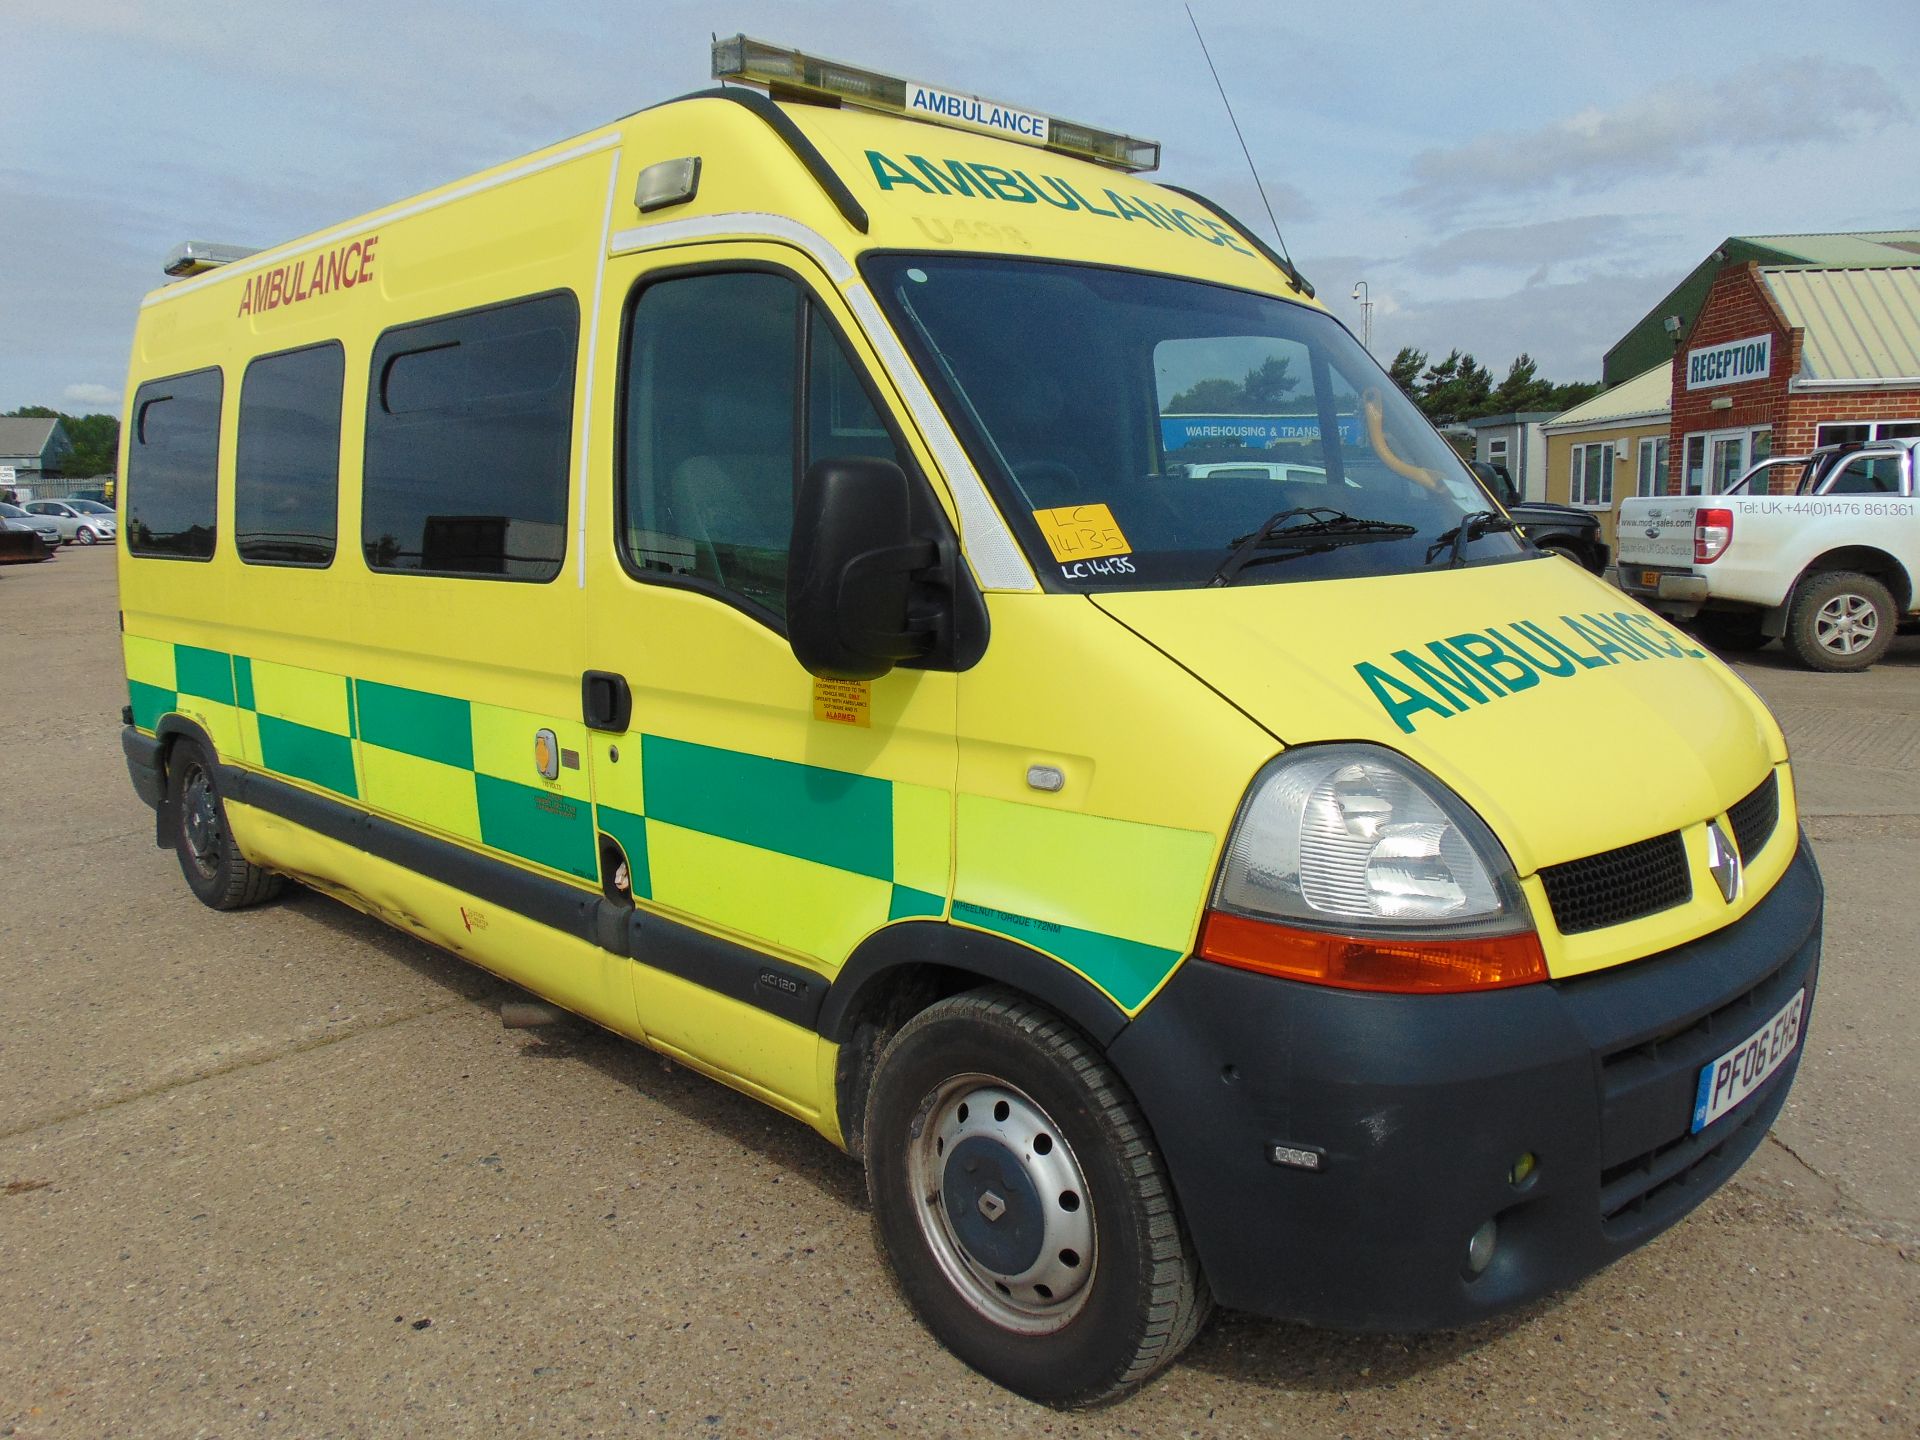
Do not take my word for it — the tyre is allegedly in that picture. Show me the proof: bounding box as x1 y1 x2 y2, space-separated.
1784 571 1894 672
864 989 1209 1407
1693 611 1772 653
167 739 284 909
76 527 96 545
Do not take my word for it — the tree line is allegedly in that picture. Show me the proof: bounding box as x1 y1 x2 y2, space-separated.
5 406 120 477
1166 351 1602 428
1386 349 1602 426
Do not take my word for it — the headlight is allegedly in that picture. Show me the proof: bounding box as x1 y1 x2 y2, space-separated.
1203 744 1546 992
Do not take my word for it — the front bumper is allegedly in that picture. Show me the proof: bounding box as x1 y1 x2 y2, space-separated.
1110 835 1822 1331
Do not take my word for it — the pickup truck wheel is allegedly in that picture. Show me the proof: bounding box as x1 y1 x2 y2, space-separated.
1785 571 1894 672
1693 612 1771 653
864 989 1209 1407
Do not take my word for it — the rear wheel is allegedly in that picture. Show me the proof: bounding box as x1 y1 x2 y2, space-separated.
1785 571 1894 672
864 989 1209 1408
168 739 284 909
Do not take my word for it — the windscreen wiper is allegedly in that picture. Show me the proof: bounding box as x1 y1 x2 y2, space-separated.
1425 511 1517 569
1211 507 1417 587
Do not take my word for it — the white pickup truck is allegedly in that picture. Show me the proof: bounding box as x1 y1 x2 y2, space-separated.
1616 438 1919 671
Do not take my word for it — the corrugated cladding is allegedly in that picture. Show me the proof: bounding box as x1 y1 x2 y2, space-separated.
1762 266 1920 383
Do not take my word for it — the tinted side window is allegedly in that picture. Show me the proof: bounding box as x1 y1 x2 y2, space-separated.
620 273 909 621
363 292 578 580
236 342 344 566
1825 456 1902 494
127 368 222 559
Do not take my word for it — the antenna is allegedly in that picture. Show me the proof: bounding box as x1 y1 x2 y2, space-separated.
1185 4 1293 266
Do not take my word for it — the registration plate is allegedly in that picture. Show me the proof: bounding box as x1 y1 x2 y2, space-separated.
1691 989 1805 1133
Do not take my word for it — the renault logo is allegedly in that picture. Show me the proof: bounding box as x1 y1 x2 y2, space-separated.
1706 819 1741 903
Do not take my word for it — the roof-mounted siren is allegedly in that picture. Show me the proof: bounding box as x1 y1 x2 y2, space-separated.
162 241 260 279
711 34 1161 173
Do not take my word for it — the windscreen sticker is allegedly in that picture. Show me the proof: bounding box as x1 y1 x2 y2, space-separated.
812 677 872 728
1032 504 1132 571
1354 613 1708 734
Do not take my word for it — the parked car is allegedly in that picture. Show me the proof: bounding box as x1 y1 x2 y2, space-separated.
0 502 64 555
1616 439 1919 671
1182 460 1337 486
0 524 52 563
1471 460 1610 574
26 498 116 545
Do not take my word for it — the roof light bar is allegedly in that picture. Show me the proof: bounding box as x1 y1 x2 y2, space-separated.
712 34 1161 173
162 241 259 278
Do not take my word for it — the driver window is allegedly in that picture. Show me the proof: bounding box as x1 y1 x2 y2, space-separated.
621 271 909 621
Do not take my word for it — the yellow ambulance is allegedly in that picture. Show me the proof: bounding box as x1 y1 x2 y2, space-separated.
118 38 1821 1406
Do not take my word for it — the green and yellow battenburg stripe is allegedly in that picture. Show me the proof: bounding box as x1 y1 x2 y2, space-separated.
125 634 1211 1012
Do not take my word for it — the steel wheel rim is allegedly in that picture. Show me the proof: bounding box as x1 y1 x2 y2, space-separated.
906 1073 1097 1334
180 763 222 878
1815 593 1878 655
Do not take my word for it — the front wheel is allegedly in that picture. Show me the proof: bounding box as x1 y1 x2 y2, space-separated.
1785 571 1894 672
168 739 284 909
864 990 1209 1408
76 527 97 545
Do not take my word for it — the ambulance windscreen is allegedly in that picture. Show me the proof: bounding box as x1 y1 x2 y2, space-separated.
866 256 1526 591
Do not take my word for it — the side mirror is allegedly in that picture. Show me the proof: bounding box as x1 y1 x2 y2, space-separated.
787 457 939 680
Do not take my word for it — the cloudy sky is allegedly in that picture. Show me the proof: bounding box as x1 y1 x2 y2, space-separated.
5 0 1916 415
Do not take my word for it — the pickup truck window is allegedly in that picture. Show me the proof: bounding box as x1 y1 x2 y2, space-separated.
1820 454 1905 495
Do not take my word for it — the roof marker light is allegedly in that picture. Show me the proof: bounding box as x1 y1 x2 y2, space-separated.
162 241 259 279
635 156 702 213
712 34 1161 173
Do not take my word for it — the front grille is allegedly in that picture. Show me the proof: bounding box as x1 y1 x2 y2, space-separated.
1539 831 1692 935
1727 772 1779 861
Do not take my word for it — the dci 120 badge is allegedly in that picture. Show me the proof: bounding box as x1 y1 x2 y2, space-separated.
1032 503 1136 579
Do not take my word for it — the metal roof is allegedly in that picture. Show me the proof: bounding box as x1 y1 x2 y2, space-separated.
1761 266 1920 384
1543 363 1671 431
1739 231 1920 267
1604 229 1920 385
0 416 60 460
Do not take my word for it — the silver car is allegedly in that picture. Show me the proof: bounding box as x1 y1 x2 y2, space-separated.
0 502 63 552
25 498 116 545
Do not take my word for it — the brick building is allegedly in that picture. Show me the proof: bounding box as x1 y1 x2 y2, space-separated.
1667 262 1920 495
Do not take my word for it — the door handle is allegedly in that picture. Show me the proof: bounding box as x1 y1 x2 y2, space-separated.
581 670 633 733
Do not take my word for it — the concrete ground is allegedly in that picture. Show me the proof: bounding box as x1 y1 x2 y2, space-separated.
2 550 1915 1438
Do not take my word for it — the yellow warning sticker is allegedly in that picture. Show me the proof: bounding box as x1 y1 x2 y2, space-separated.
1032 504 1131 563
812 677 872 728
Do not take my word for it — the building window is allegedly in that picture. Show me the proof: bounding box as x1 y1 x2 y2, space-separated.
1684 426 1770 494
127 368 223 560
362 291 578 580
619 270 909 623
1570 441 1615 506
236 342 344 567
1816 420 1920 447
1636 436 1670 497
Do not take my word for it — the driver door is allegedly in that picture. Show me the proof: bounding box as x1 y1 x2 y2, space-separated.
582 245 957 1110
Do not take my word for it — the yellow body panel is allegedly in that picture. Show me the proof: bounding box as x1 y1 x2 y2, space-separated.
118 79 1803 1153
